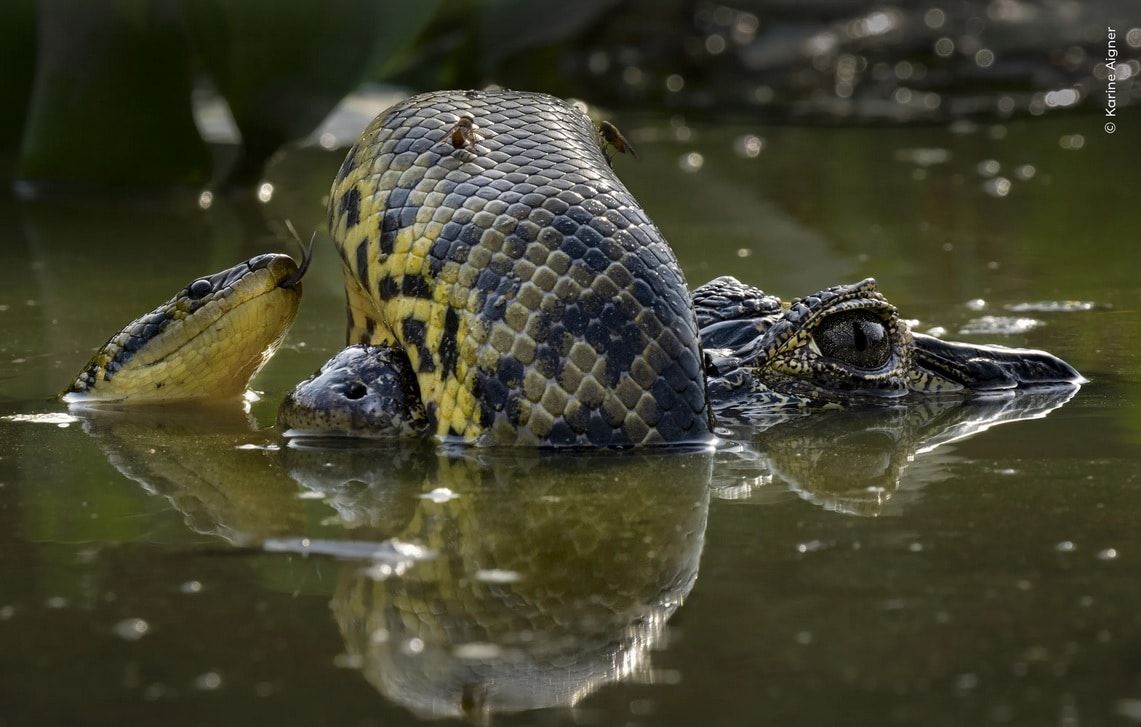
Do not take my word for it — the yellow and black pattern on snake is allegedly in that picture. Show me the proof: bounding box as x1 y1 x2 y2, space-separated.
65 253 304 402
328 90 711 446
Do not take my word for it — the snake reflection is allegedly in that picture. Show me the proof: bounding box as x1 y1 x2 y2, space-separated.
72 387 1074 719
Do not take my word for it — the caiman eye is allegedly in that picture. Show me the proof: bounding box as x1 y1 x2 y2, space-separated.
814 311 891 369
188 279 212 299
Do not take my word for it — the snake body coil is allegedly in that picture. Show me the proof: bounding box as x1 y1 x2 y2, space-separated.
328 90 711 446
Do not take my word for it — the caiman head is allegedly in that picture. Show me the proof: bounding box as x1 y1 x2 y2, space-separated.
696 276 1083 410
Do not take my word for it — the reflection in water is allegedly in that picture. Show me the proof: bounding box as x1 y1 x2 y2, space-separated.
712 387 1079 516
295 447 712 720
71 404 304 544
67 386 1076 719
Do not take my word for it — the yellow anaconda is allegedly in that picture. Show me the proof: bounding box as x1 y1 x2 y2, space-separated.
327 90 711 447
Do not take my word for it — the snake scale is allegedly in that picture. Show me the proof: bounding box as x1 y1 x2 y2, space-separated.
327 90 711 447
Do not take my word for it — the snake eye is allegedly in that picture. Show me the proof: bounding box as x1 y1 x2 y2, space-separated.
814 311 892 369
188 279 213 299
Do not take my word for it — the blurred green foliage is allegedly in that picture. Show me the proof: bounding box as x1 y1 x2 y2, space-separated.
182 0 438 185
5 0 1139 191
18 0 210 188
0 0 36 158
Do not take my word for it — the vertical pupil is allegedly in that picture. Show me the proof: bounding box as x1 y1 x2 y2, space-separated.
853 324 868 351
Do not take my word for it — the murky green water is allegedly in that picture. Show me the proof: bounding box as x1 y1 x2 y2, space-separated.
2 113 1139 726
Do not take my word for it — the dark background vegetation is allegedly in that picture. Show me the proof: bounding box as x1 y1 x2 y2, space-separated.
1 0 1137 191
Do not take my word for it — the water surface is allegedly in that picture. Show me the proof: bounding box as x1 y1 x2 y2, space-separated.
1 112 1139 726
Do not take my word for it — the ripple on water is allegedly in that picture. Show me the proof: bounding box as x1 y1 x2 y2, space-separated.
893 147 950 166
2 413 79 428
958 316 1044 335
1005 300 1098 313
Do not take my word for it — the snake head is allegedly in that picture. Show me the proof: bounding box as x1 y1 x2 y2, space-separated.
64 253 304 403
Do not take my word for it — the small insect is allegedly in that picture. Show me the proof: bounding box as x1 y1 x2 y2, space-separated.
598 120 639 165
448 113 481 150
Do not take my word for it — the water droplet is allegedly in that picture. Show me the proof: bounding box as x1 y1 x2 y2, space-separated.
975 48 995 68
197 190 213 209
45 596 68 609
419 487 460 503
1097 548 1118 561
1014 164 1036 180
113 618 150 641
1055 541 1076 552
983 177 1012 198
976 159 1001 177
402 637 425 655
475 569 522 584
194 671 222 691
965 298 988 311
1059 134 1085 150
454 642 502 660
678 152 704 173
1044 89 1079 108
256 182 274 203
180 580 203 594
733 134 764 158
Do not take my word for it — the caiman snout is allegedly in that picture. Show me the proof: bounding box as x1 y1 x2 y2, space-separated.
911 333 1085 392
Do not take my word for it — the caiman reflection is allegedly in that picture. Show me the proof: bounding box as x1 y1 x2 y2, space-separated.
712 386 1078 516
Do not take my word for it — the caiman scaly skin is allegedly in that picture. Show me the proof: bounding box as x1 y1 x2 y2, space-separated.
327 90 711 446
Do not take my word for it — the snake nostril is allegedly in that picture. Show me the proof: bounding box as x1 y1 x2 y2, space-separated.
344 381 367 400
